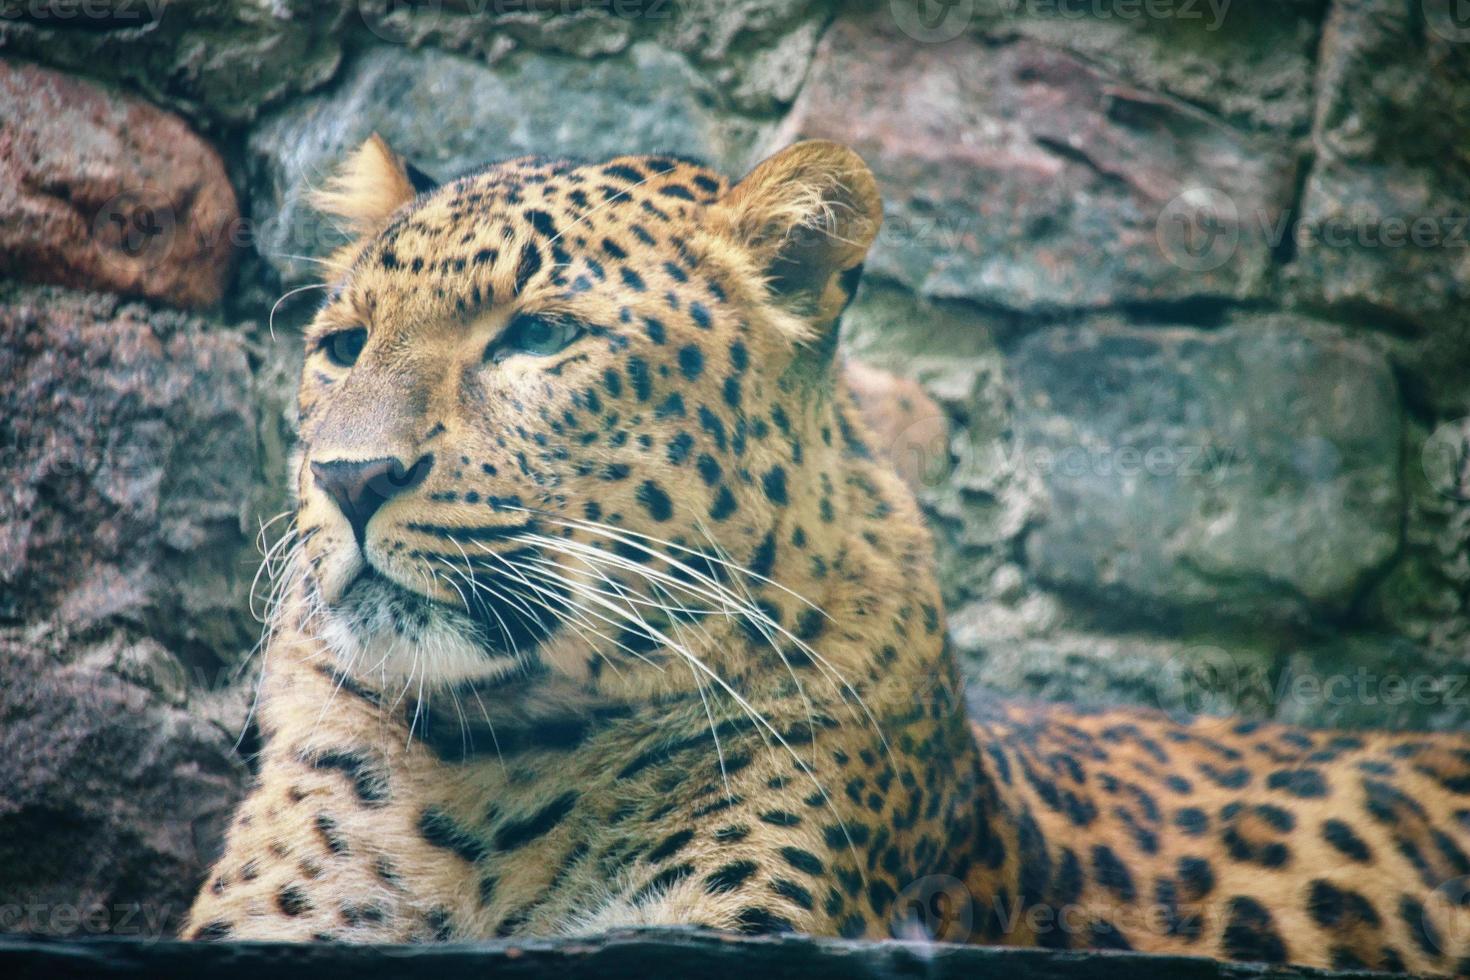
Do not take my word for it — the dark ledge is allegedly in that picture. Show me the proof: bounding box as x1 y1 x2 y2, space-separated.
0 928 1382 980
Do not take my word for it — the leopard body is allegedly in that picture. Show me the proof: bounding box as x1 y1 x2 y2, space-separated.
184 136 1470 975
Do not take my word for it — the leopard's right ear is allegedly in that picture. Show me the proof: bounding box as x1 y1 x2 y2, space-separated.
310 133 434 238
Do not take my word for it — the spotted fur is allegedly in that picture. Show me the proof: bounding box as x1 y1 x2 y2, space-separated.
184 136 1470 975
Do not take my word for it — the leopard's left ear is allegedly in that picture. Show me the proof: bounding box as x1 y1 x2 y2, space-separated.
311 133 437 238
711 140 882 329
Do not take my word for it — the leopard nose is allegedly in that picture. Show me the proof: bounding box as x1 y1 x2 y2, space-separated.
311 454 433 544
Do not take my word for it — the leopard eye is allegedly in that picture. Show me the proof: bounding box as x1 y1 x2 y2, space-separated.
321 327 367 368
490 314 583 363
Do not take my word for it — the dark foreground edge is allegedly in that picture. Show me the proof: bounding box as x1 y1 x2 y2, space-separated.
0 927 1388 980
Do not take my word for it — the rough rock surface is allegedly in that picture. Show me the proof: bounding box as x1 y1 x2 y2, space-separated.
248 43 772 288
0 62 240 309
358 0 835 114
1367 417 1470 676
1285 0 1470 415
0 285 264 662
840 281 1039 606
0 1 346 127
0 639 246 938
1011 316 1401 621
969 0 1324 135
776 15 1297 310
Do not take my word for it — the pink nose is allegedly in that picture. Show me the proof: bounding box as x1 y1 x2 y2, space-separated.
310 454 432 543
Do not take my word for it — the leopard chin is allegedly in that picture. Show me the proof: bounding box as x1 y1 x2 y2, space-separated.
314 564 561 688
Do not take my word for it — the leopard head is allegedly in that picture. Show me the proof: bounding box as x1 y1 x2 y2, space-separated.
289 134 885 699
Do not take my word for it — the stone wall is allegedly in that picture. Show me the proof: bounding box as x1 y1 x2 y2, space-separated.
1 0 1466 938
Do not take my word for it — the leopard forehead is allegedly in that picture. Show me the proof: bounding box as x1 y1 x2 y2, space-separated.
316 154 732 337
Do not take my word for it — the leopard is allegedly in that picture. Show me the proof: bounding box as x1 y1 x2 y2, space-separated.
184 133 1470 975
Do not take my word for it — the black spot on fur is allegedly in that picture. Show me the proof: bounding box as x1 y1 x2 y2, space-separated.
303 749 389 807
760 810 801 827
419 807 489 864
1175 807 1208 836
636 480 673 521
277 884 311 917
761 466 788 505
524 208 557 238
749 531 777 578
667 432 694 465
706 860 758 893
709 485 737 520
514 242 542 295
697 454 721 486
698 405 727 451
1092 844 1136 901
677 345 704 381
781 846 824 876
1322 818 1372 862
646 829 695 863
628 357 652 401
1177 856 1214 899
1267 768 1328 798
495 792 578 851
771 878 815 911
1308 880 1381 930
1400 895 1441 958
736 907 794 935
1221 896 1288 964
315 814 349 855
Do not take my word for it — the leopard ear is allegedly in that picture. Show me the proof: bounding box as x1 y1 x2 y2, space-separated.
310 133 429 237
712 140 882 326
